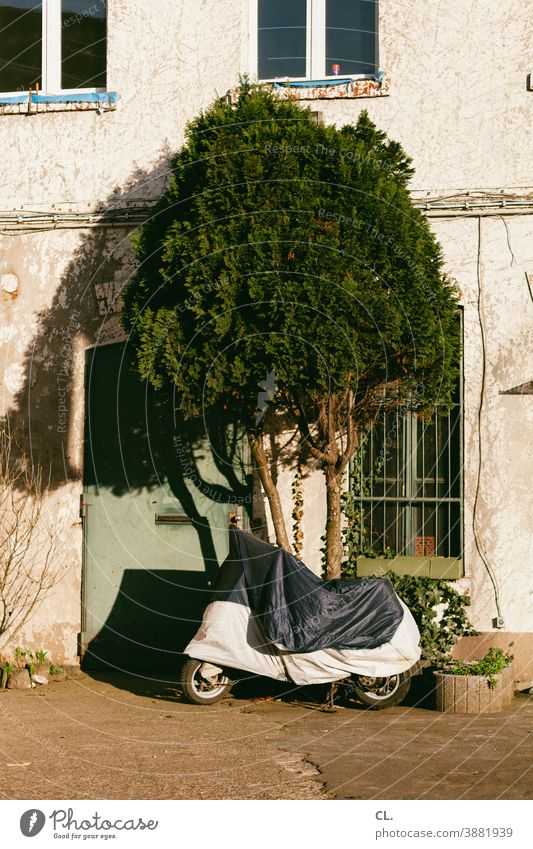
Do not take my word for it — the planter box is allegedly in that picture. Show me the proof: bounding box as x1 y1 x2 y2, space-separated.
32 663 50 685
435 665 515 714
49 671 67 682
7 668 32 690
357 556 464 579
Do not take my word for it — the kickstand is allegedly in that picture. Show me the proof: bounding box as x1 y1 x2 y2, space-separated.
320 682 339 713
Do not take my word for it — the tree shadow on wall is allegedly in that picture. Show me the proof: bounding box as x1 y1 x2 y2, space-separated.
2 153 265 672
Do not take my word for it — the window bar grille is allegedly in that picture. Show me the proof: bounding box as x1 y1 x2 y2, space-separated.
396 412 400 555
448 406 452 558
459 365 464 561
421 416 425 554
360 430 365 553
370 425 374 550
353 401 461 562
435 417 439 556
382 409 386 552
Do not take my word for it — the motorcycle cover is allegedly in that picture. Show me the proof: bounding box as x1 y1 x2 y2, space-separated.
185 527 421 685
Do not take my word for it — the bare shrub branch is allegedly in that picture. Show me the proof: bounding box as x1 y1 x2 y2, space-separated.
0 424 65 648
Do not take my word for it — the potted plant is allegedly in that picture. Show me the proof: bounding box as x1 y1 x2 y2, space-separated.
7 648 33 690
49 664 66 682
32 649 50 685
434 646 515 714
1 660 14 691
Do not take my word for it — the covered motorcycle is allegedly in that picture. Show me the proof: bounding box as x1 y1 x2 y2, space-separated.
182 527 421 708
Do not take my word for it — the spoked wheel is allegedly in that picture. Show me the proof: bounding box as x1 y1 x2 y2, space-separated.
348 671 411 710
180 658 233 705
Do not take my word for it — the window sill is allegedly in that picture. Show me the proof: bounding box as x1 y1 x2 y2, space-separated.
357 555 464 580
0 91 119 116
229 72 390 103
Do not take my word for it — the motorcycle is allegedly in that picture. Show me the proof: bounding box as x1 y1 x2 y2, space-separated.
181 527 421 709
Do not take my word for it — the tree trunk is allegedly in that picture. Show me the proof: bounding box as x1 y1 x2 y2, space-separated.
323 465 343 580
247 430 292 552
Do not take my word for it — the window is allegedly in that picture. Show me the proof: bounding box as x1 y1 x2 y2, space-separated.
61 0 106 89
252 0 378 81
0 0 106 94
351 385 463 563
0 1 42 92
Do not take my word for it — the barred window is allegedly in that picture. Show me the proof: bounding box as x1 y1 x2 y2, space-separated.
351 385 463 563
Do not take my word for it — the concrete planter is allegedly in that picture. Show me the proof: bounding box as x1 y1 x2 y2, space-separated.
32 663 50 685
435 664 515 714
7 668 32 690
49 670 67 682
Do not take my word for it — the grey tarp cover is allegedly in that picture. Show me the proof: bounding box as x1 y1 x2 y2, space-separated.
209 527 404 653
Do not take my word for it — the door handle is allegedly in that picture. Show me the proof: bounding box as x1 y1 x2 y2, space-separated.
155 513 192 524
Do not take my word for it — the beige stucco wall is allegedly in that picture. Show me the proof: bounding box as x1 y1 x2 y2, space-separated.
275 214 533 638
0 1 532 662
433 215 533 634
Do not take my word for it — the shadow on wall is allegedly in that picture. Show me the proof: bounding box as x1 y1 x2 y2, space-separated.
6 157 171 489
2 154 263 671
84 569 210 672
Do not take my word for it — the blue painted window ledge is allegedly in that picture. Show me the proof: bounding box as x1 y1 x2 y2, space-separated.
0 91 119 115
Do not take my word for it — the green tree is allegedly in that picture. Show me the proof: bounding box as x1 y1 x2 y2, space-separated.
122 86 460 579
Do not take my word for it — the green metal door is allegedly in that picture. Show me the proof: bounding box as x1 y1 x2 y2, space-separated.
81 342 250 671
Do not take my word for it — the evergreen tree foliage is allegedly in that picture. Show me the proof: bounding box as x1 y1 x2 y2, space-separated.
123 86 460 577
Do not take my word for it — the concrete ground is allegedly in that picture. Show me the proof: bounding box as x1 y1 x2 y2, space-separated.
0 671 531 800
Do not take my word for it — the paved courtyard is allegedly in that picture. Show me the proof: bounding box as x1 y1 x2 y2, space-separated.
0 671 531 800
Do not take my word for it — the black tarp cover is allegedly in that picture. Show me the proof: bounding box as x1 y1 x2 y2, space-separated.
210 528 404 653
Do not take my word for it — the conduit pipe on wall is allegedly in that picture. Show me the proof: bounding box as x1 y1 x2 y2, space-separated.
1 198 533 233
472 215 504 628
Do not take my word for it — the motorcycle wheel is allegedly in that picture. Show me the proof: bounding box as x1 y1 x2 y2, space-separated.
349 671 411 710
180 658 233 705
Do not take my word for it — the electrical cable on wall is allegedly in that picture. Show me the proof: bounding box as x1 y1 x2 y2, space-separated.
472 216 504 626
499 213 533 308
525 272 533 308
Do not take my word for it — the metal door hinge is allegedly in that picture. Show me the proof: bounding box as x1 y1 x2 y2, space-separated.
79 494 91 519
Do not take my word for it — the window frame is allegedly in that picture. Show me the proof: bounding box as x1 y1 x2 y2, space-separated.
350 341 464 573
249 0 379 83
0 0 107 96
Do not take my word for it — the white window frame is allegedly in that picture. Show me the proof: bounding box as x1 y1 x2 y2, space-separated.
1 0 107 96
249 0 377 83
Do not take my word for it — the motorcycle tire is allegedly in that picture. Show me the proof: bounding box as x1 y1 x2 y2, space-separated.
349 671 411 710
180 658 233 705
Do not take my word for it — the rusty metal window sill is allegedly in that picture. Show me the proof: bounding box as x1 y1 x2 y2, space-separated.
0 92 119 116
229 73 390 104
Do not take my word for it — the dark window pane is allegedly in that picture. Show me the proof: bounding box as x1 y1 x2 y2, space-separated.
436 413 449 498
326 0 377 76
61 0 106 89
383 411 403 497
413 505 436 555
258 0 306 79
365 419 384 497
353 373 462 561
362 500 406 557
0 1 42 92
448 406 461 498
416 418 437 498
446 502 461 558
